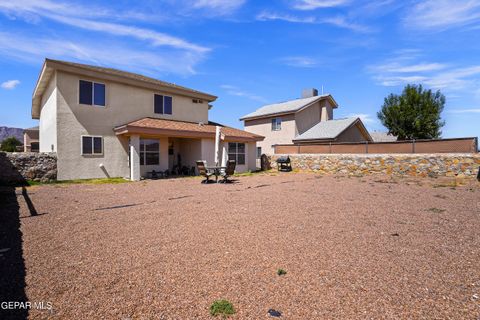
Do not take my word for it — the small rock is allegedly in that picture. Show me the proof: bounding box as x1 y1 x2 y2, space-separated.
268 309 282 317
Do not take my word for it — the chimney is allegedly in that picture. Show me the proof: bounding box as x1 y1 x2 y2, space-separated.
301 88 318 98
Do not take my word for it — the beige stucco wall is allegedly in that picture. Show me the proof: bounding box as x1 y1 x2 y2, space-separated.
336 123 368 143
23 131 39 152
39 73 57 153
244 98 335 155
53 70 210 180
244 114 296 155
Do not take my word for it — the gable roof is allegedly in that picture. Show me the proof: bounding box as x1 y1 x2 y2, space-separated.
293 117 372 142
369 131 397 142
114 117 264 142
32 59 217 119
240 94 338 121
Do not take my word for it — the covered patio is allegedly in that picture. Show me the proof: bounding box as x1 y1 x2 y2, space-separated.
114 118 264 181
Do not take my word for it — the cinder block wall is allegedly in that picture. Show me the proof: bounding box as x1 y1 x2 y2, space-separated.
270 154 480 178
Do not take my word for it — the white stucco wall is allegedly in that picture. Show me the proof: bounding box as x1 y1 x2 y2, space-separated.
244 114 296 155
39 73 57 152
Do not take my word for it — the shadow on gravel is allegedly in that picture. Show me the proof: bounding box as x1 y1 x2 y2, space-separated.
0 153 29 320
0 185 29 320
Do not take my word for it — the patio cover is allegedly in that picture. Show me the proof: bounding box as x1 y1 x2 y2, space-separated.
114 117 264 142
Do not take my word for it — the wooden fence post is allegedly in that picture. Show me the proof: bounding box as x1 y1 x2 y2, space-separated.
365 141 368 154
329 142 332 154
412 139 416 153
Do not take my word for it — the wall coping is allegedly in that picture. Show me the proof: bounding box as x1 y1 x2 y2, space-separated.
273 153 479 157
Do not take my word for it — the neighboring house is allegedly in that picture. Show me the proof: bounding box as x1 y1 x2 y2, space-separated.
241 88 372 155
24 126 39 152
370 131 397 142
32 59 263 181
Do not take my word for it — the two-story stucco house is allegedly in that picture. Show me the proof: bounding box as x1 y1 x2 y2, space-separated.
32 59 263 181
241 88 372 155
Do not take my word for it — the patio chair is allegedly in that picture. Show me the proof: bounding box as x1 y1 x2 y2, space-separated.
219 160 236 183
196 160 214 184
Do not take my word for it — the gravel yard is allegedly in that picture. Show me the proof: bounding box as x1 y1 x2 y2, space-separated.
2 173 480 319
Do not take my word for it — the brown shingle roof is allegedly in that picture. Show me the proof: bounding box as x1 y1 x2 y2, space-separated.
114 118 264 142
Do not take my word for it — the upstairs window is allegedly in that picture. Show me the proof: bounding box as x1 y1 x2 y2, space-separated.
228 142 245 165
154 94 173 115
82 136 103 155
79 80 105 106
271 118 282 131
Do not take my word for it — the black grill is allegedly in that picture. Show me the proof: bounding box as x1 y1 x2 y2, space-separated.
276 156 292 172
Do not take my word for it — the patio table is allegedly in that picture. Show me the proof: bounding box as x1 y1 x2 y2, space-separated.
206 166 226 182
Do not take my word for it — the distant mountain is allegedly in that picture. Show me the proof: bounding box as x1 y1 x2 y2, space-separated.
0 126 24 143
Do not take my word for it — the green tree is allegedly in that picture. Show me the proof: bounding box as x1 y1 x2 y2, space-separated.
0 136 22 152
377 84 445 140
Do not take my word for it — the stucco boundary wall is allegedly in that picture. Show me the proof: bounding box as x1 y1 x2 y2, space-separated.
270 154 480 178
0 152 57 184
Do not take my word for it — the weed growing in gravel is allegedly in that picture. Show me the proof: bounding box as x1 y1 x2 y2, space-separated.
427 207 446 213
210 300 235 318
277 268 287 276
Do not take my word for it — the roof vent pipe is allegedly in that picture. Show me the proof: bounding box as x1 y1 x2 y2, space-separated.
301 88 318 98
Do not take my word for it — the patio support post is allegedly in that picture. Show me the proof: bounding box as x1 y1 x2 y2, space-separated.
130 134 141 181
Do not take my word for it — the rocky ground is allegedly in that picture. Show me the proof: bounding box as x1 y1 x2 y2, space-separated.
3 173 480 319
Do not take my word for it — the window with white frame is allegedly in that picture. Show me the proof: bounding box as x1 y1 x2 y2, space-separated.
256 147 262 158
271 117 281 131
228 142 245 165
140 139 160 165
79 80 105 106
82 136 103 155
154 94 173 115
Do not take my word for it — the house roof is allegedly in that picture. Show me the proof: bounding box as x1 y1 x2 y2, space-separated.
114 117 264 142
369 131 397 142
32 59 217 119
293 117 372 142
240 94 338 120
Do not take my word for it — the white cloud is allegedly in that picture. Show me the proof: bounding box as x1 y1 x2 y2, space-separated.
292 0 350 10
278 56 320 68
404 0 480 31
256 11 316 23
346 113 376 124
447 108 480 114
0 0 212 75
368 51 480 92
321 16 373 33
0 32 204 76
256 11 371 32
1 79 20 89
220 85 267 102
190 0 246 15
0 1 209 53
48 15 209 53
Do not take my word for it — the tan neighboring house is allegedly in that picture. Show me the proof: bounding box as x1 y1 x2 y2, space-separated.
23 126 39 152
32 59 263 181
241 89 372 155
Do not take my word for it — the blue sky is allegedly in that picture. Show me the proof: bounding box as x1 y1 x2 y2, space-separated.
0 0 479 138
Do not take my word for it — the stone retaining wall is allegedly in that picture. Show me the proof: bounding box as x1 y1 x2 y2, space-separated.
271 154 480 178
0 152 57 184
